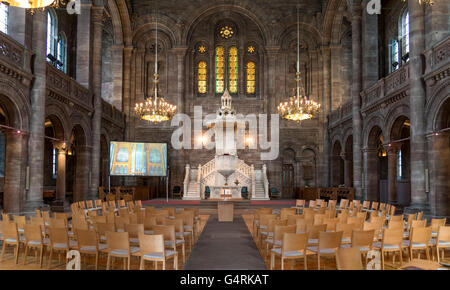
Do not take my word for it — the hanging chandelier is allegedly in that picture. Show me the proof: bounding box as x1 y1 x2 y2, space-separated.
277 6 320 123
134 7 177 123
2 0 66 9
401 0 434 6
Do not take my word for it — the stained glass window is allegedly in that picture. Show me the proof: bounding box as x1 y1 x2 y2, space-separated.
400 10 409 59
215 46 225 94
57 33 67 73
47 10 58 62
0 3 8 34
198 61 207 94
246 61 256 94
228 46 238 94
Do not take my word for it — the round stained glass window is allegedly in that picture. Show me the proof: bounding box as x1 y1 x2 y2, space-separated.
220 26 234 39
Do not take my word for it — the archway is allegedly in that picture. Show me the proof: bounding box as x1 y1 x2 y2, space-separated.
429 98 450 216
365 126 388 202
331 141 344 186
390 116 411 205
282 148 296 199
302 148 316 187
100 134 109 188
344 136 353 187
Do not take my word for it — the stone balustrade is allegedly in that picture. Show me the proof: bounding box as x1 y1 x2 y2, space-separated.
329 101 353 127
101 99 126 127
0 31 32 85
423 36 450 88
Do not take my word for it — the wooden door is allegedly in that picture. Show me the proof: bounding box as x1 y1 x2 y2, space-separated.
282 164 294 199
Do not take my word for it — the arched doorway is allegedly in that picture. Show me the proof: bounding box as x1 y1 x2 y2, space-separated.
365 126 388 202
344 136 353 187
331 141 344 186
390 117 411 205
429 98 450 216
282 148 296 199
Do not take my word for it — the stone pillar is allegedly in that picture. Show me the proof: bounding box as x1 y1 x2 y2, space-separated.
386 144 399 204
122 45 133 122
343 153 353 187
408 0 427 205
76 1 92 88
89 5 104 199
112 44 124 111
363 148 378 201
74 145 90 202
7 7 26 45
4 131 27 213
174 47 187 114
27 9 47 205
322 46 331 187
361 0 379 89
53 141 67 203
351 1 363 199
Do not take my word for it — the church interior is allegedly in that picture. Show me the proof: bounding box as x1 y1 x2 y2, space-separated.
0 0 449 271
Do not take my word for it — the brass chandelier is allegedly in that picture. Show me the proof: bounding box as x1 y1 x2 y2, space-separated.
401 0 434 6
134 8 176 123
277 6 320 123
2 0 66 9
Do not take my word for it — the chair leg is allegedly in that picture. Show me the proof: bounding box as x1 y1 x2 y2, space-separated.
106 254 111 270
182 244 186 264
15 244 20 264
270 253 274 270
381 251 385 270
39 246 44 268
304 255 307 270
174 254 178 270
399 249 403 266
48 248 53 269
128 256 131 270
281 257 284 270
317 254 320 270
163 259 166 270
0 242 6 262
437 247 440 263
23 245 29 265
95 253 99 270
139 257 145 270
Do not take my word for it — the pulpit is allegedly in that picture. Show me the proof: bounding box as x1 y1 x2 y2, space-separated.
218 201 234 222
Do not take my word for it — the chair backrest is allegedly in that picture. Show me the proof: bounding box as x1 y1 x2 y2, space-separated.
370 215 384 224
363 221 383 239
336 247 364 270
165 208 176 217
388 220 404 230
306 224 327 239
267 219 288 233
106 231 130 251
3 221 19 240
79 201 86 209
86 200 94 208
313 214 326 225
324 218 339 232
24 223 43 243
92 216 107 225
119 208 129 217
259 214 277 227
13 215 27 229
347 217 365 229
35 209 42 218
48 226 69 246
163 218 184 234
118 200 126 208
309 200 317 208
296 200 305 207
77 229 98 249
382 228 403 246
87 210 98 219
280 208 296 220
325 209 336 219
115 216 130 230
328 200 336 209
389 205 396 216
356 212 367 220
410 226 432 245
283 233 307 253
124 223 144 239
135 200 143 208
30 216 45 227
318 231 343 249
437 226 450 243
153 225 176 241
94 200 102 207
351 230 375 248
431 218 447 232
273 225 296 242
144 216 157 231
336 223 356 239
390 215 403 221
2 213 11 222
54 213 68 220
362 201 370 209
339 199 349 209
406 213 417 225
138 233 164 254
96 223 115 236
296 218 312 233
410 219 426 229
72 217 89 231
379 203 386 211
417 211 424 221
287 215 303 226
49 218 67 229
316 208 326 215
371 202 379 210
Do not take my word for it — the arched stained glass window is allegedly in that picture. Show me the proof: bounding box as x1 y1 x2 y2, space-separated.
0 3 8 34
228 46 238 94
215 46 225 94
198 61 207 94
57 33 67 73
400 10 409 59
47 9 58 62
246 61 256 94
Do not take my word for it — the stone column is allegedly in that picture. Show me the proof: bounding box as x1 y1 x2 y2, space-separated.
27 9 47 205
351 1 363 199
408 0 427 205
343 153 353 187
322 46 331 187
362 148 378 201
112 44 124 111
89 5 104 199
76 1 92 88
386 144 399 204
122 45 133 122
4 131 27 213
362 0 379 89
53 141 67 203
74 145 90 202
174 47 187 114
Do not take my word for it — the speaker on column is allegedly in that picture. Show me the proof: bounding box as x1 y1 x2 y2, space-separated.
425 169 430 193
26 166 30 190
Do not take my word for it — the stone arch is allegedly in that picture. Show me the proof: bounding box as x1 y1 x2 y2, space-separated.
0 79 30 131
323 0 347 45
384 103 410 143
425 81 450 132
69 112 92 147
363 115 385 148
331 140 344 186
301 147 317 187
45 103 72 141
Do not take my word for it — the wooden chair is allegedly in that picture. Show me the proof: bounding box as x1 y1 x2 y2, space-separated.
76 229 106 270
143 216 156 235
114 216 130 232
165 207 177 218
347 217 365 230
95 223 115 243
313 214 326 226
86 200 94 209
258 214 277 245
349 229 375 256
389 215 403 222
306 224 327 246
138 233 178 270
270 233 308 270
416 211 424 221
294 200 305 214
388 220 405 230
362 201 370 211
35 209 42 218
373 228 407 270
433 226 450 263
23 224 48 267
1 222 24 264
153 225 185 266
431 218 447 238
295 218 312 234
363 221 384 241
124 223 144 246
163 219 187 263
307 231 343 270
336 247 364 270
336 223 356 244
371 202 379 211
118 208 129 217
91 216 107 225
105 231 139 270
78 201 86 209
405 226 432 260
118 199 126 208
94 199 102 208
280 208 296 220
405 213 417 230
356 211 367 220
49 218 68 229
135 200 143 209
265 224 295 259
13 215 27 234
177 212 195 247
106 194 116 202
287 214 303 226
47 226 78 268
324 218 339 232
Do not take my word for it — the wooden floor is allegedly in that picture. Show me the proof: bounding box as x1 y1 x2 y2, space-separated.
241 214 449 270
0 215 210 270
